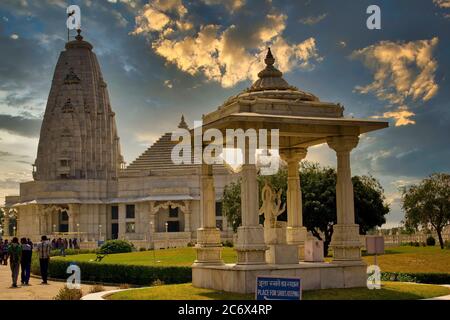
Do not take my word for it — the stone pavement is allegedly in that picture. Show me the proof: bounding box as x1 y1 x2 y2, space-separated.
0 264 117 300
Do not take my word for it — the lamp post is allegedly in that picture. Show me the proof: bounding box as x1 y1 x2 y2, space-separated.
76 223 80 251
53 224 56 235
99 224 102 242
150 221 156 263
13 226 16 237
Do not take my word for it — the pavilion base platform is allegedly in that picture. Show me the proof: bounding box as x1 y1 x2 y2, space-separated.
192 261 367 294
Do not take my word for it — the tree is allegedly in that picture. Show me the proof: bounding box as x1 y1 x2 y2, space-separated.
222 162 390 256
402 173 450 249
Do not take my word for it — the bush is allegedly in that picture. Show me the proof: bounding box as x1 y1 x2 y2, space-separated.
139 247 147 252
426 236 436 246
381 272 450 284
445 240 450 250
50 249 98 257
99 240 134 254
53 286 83 300
32 259 192 286
89 284 105 294
222 240 234 248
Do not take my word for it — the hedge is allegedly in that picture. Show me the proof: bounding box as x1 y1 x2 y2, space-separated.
381 272 450 284
31 259 191 286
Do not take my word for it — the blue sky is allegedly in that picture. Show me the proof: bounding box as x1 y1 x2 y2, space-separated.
0 0 449 227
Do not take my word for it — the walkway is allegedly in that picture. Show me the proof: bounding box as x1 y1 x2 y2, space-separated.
0 263 117 300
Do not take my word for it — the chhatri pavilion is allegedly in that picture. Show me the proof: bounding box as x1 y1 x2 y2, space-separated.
192 48 388 293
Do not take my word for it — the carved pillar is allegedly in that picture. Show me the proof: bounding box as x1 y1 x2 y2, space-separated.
235 144 267 265
183 201 191 232
194 163 223 265
118 204 126 239
68 204 79 234
3 209 10 237
280 147 308 260
327 135 362 262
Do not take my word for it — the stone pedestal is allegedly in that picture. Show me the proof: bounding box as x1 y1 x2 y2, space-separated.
331 224 362 261
305 239 324 262
264 224 299 264
287 226 307 260
266 244 299 264
194 228 223 265
235 226 267 265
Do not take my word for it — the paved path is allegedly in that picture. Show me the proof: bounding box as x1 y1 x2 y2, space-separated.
0 263 117 300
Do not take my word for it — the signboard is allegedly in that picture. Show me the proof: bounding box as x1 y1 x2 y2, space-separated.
366 236 384 255
256 276 301 300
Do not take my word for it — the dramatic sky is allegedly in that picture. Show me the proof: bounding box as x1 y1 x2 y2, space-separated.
0 0 449 227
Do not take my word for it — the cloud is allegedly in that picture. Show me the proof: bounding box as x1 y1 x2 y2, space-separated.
0 114 42 137
433 0 450 8
10 34 19 40
372 106 416 127
201 0 245 12
299 13 328 25
352 38 439 125
164 80 173 88
132 0 322 88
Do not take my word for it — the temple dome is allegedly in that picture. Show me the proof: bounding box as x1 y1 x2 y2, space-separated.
222 48 319 106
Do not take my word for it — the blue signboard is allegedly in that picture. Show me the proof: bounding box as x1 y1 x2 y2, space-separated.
256 276 302 300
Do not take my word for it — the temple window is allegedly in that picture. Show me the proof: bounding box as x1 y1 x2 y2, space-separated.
169 206 179 218
126 222 135 233
111 206 118 220
126 204 135 219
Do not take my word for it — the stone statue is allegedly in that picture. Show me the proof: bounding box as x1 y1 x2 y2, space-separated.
259 181 286 228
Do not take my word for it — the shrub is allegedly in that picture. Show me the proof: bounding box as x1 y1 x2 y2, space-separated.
445 240 450 250
151 279 165 286
50 249 98 257
426 236 436 246
139 247 147 252
99 240 134 254
32 259 192 286
53 286 83 300
119 284 131 289
381 272 450 284
222 240 234 248
89 284 105 294
413 241 420 247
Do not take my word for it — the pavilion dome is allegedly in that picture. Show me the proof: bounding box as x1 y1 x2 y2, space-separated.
222 48 319 106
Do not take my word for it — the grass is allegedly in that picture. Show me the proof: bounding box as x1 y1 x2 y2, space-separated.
107 282 450 300
55 246 449 274
362 246 450 273
54 247 237 266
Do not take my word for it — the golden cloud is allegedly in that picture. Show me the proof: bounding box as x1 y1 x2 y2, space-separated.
353 38 439 126
132 1 322 88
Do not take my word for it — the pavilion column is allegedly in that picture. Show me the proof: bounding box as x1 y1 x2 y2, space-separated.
280 148 308 260
235 146 267 265
118 203 126 239
327 135 362 262
3 209 10 237
194 163 223 265
68 204 79 234
184 201 191 232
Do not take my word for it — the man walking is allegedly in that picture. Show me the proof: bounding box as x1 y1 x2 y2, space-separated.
8 237 22 288
37 235 51 285
20 238 32 285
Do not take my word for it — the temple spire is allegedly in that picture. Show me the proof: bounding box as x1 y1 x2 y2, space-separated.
178 114 189 129
264 47 275 66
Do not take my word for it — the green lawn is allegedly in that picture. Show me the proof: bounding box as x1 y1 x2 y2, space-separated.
54 247 237 266
107 282 450 300
55 246 450 274
362 246 450 273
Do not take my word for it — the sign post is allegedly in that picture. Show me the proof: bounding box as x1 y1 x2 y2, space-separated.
256 276 302 300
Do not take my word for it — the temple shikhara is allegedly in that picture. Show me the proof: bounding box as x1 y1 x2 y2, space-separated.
4 32 390 293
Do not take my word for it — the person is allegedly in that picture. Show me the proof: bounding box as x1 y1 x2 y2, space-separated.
27 238 33 248
69 238 73 249
20 238 32 285
8 237 22 288
0 240 3 263
37 235 51 284
2 240 9 265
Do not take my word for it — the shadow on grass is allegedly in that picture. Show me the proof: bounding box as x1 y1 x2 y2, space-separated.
303 288 423 300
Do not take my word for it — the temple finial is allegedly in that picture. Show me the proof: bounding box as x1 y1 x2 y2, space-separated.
178 114 189 129
75 29 83 41
264 47 275 66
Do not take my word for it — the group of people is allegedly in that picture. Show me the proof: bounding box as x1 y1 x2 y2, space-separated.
0 235 54 288
50 237 79 256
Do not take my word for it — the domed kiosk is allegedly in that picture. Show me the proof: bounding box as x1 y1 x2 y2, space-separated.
192 49 389 293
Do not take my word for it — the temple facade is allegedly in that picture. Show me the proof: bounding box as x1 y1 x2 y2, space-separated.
2 33 235 248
